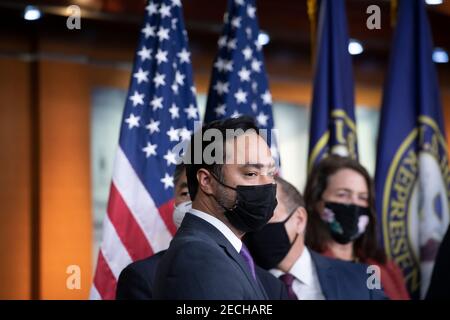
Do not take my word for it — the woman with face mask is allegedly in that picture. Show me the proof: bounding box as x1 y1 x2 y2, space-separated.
304 155 410 300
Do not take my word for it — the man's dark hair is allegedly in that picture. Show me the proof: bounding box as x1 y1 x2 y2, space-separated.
173 163 185 187
275 176 305 213
185 116 259 201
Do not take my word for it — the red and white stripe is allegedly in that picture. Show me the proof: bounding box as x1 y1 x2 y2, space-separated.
90 148 174 300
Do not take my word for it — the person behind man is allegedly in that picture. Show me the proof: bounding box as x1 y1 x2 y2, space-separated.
172 163 192 228
116 164 188 300
303 155 409 300
243 176 388 300
117 160 288 300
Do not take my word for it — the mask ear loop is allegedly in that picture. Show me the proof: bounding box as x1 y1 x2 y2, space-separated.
208 171 238 211
283 207 300 245
209 171 237 191
283 208 297 223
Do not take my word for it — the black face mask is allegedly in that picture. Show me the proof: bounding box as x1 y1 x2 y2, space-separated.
321 202 370 244
210 173 277 233
243 209 298 270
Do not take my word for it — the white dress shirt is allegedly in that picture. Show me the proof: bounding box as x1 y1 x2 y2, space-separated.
270 247 325 300
189 208 242 253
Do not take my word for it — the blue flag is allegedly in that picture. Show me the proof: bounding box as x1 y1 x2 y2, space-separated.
308 0 357 171
375 0 450 299
204 0 278 161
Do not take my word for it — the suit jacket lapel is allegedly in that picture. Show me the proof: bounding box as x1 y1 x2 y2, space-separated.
181 213 266 299
311 250 339 300
220 243 267 299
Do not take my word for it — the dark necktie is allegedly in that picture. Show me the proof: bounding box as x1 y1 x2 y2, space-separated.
279 273 299 300
239 244 256 280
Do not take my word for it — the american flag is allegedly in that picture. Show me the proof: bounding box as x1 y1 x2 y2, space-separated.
90 0 199 300
204 0 278 160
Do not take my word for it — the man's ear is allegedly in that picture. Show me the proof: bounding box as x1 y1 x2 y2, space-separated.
196 168 215 196
294 206 308 235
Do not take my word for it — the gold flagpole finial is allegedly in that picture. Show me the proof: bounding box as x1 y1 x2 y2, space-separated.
307 0 317 69
391 0 398 28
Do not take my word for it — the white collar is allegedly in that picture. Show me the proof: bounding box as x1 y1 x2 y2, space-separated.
271 247 315 286
189 208 242 253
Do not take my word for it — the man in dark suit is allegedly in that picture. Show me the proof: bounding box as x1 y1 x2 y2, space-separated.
116 165 288 300
116 251 165 300
152 117 279 299
244 176 388 300
117 248 288 300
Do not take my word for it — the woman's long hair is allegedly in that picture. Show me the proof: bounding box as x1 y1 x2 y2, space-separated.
304 155 386 264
